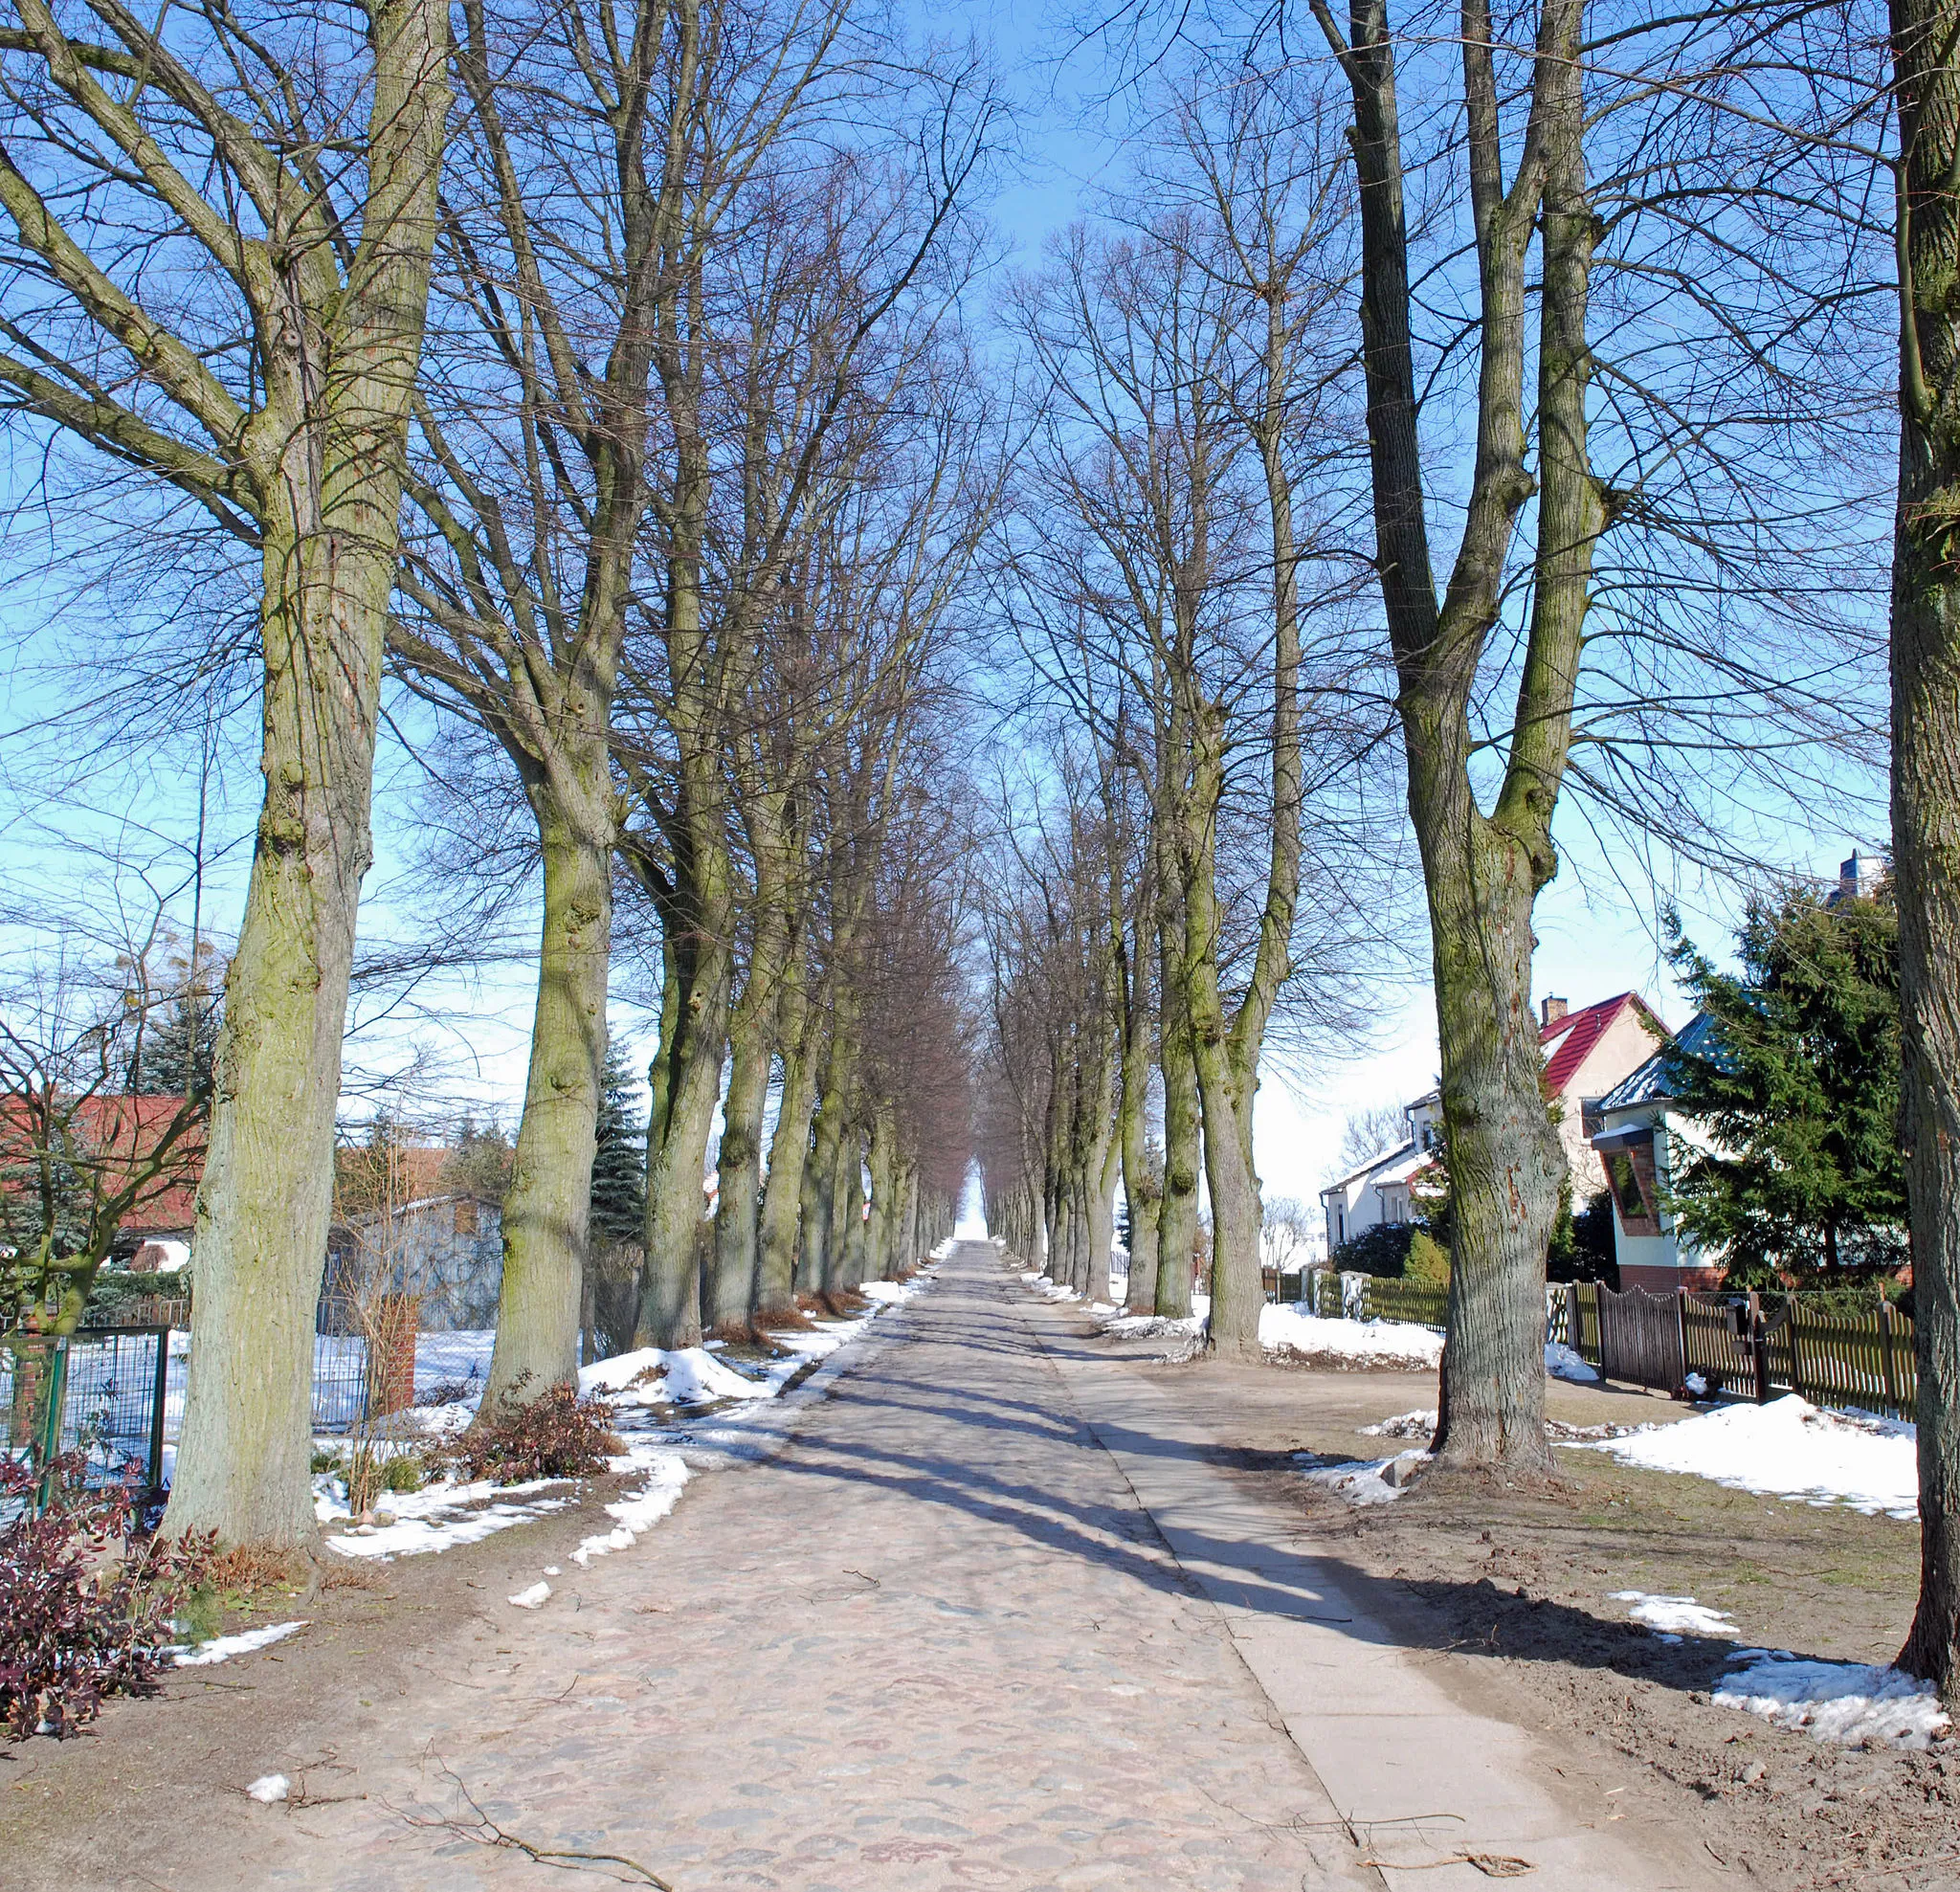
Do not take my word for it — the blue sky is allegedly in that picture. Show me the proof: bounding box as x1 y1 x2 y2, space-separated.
0 0 1893 1205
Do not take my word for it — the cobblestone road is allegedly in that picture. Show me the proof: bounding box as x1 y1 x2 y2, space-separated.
158 1242 1384 1889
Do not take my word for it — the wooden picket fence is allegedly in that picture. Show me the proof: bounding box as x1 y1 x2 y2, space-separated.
1285 1271 1918 1421
1554 1281 1917 1420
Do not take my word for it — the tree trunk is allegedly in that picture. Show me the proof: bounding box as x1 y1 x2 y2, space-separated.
635 933 728 1350
756 968 820 1317
838 1142 868 1289
480 780 612 1413
1892 0 1960 1703
1157 961 1200 1321
163 0 449 1547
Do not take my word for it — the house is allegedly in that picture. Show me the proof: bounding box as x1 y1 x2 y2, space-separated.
322 1189 504 1333
1587 1011 1725 1293
1319 991 1666 1257
0 1090 204 1261
1537 992 1669 1192
1320 1093 1444 1255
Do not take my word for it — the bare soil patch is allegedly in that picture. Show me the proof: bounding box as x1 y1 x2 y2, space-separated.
1123 1338 1957 1890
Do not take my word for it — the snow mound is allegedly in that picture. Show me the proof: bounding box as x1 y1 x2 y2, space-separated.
1546 1340 1598 1382
1260 1306 1443 1369
1717 1651 1950 1749
507 1581 550 1609
1301 1453 1418 1505
1611 1592 1738 1640
174 1620 307 1666
580 1345 765 1407
1102 1311 1203 1341
246 1773 290 1804
1571 1393 1918 1519
1360 1409 1437 1439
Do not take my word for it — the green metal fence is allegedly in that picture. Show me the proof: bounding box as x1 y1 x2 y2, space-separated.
1 1327 172 1515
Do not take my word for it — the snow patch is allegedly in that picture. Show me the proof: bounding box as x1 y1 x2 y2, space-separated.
1360 1410 1437 1439
1546 1340 1598 1382
1611 1592 1739 1641
246 1774 290 1804
1572 1394 1919 1519
507 1581 550 1609
1260 1306 1443 1369
174 1621 307 1666
1716 1652 1950 1749
580 1345 764 1407
569 1448 690 1567
1300 1453 1420 1505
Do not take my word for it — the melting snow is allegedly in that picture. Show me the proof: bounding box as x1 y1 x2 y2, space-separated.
1717 1651 1949 1749
1571 1394 1919 1519
507 1581 550 1609
1546 1340 1598 1382
1300 1453 1418 1505
174 1621 308 1666
581 1345 766 1407
1259 1306 1443 1369
246 1773 290 1804
1611 1592 1739 1641
570 1447 691 1567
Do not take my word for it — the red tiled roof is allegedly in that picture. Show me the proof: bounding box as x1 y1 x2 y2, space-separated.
1540 993 1664 1099
1 1092 205 1235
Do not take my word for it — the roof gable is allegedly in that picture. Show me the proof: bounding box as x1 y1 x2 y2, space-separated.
1540 991 1664 1097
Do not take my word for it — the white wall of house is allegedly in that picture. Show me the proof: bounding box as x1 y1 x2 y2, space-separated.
1553 1007 1667 1191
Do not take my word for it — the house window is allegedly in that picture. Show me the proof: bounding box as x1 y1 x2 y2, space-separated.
1605 1148 1646 1220
1421 1123 1438 1152
1580 1098 1605 1141
454 1199 479 1236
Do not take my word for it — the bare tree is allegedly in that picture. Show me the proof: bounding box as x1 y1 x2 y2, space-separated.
0 0 449 1544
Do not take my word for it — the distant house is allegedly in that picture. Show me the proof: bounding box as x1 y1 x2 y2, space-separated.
1587 1011 1724 1293
1537 992 1669 1192
0 1091 204 1262
1319 991 1666 1257
323 1190 503 1333
1320 1093 1445 1255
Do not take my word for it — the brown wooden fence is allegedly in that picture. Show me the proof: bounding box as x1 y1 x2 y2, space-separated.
1557 1282 1917 1420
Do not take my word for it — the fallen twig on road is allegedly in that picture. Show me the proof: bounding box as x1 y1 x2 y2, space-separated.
388 1758 675 1887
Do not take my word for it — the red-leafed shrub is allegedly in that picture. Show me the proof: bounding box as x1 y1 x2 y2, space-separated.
0 1456 214 1740
442 1377 620 1483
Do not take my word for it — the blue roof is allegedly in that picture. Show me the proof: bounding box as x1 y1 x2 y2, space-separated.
1595 1010 1723 1112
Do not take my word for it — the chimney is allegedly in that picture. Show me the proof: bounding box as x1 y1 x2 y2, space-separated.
1541 996 1568 1029
1837 852 1885 904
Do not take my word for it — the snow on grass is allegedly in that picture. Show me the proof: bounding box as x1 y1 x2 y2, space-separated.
1570 1393 1919 1520
1716 1651 1950 1749
507 1581 550 1609
246 1774 290 1805
1546 1340 1598 1382
1260 1305 1443 1369
318 1471 574 1560
174 1620 308 1666
1611 1592 1739 1641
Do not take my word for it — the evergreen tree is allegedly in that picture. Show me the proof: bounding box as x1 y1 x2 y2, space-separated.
1663 885 1905 1286
589 1043 646 1246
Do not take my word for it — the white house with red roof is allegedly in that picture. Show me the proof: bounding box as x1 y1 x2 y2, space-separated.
1319 991 1667 1257
1537 991 1669 1192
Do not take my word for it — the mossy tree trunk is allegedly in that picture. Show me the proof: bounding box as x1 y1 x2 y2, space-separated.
1892 0 1960 1704
1316 0 1595 1476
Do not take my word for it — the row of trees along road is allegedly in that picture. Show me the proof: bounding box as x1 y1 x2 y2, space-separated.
976 0 1960 1703
6 0 1960 1710
0 0 988 1550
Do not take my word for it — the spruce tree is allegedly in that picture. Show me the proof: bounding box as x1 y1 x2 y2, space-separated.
1663 886 1904 1285
589 1044 646 1246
